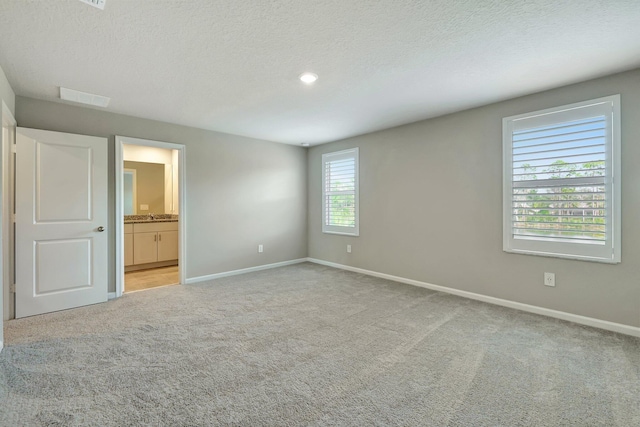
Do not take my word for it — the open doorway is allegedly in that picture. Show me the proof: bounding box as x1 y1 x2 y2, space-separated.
115 136 186 296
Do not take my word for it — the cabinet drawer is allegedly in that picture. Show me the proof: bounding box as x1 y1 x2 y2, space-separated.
133 221 178 233
124 224 133 234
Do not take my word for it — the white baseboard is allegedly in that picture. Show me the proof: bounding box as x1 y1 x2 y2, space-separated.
108 292 117 300
185 258 308 285
307 258 640 338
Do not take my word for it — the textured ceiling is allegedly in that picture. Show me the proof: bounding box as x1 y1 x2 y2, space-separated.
0 1 639 145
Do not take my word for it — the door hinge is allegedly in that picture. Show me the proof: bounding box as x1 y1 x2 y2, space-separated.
11 213 15 223
11 144 16 154
10 284 16 293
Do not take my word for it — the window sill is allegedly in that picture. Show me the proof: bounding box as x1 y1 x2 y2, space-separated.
322 230 359 237
504 248 620 264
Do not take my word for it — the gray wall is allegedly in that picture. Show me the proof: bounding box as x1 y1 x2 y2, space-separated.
308 68 640 328
16 97 308 292
0 65 15 115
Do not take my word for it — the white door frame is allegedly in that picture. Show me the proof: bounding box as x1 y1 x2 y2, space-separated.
115 136 186 297
1 102 16 350
2 102 16 323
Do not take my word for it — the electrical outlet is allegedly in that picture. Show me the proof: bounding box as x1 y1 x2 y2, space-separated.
347 245 352 253
258 244 263 253
544 272 555 287
140 204 149 211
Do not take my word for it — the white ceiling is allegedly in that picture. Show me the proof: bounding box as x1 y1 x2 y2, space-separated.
0 1 639 145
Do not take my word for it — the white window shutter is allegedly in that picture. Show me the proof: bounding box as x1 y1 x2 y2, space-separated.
322 148 359 235
503 95 621 263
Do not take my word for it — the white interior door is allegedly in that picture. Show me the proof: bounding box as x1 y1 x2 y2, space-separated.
16 128 108 318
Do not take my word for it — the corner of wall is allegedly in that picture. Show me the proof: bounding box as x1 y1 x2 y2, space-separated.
305 146 311 258
0 64 16 117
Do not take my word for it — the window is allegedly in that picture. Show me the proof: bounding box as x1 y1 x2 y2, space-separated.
503 95 621 263
322 148 359 235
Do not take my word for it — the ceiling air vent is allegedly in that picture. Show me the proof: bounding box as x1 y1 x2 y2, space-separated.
79 0 106 10
60 87 111 108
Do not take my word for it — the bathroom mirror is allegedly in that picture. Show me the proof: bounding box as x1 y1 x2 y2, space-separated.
123 161 169 214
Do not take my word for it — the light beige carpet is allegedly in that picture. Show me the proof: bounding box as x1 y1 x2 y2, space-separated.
1 262 638 426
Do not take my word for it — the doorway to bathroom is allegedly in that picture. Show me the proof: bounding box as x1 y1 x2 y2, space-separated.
115 136 186 296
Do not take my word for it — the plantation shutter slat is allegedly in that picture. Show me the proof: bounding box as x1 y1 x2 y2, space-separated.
513 135 605 151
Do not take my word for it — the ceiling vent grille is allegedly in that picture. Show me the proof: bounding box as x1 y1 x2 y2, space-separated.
79 0 106 10
60 87 111 108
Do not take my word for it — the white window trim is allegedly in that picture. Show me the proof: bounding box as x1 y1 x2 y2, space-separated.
502 95 621 263
322 147 359 236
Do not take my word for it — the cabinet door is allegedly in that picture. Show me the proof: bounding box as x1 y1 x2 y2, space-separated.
124 233 134 266
133 232 158 264
157 230 178 262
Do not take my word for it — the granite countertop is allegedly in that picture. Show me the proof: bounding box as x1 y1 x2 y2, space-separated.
124 214 178 224
124 219 178 224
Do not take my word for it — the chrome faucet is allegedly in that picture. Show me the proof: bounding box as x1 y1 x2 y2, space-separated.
148 212 155 220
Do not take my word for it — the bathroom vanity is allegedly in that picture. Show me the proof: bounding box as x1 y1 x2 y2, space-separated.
124 216 178 271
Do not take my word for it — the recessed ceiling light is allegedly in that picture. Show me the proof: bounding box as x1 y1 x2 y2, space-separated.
301 143 310 147
299 72 318 84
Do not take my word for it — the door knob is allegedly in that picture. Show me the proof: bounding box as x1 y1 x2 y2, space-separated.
97 226 105 232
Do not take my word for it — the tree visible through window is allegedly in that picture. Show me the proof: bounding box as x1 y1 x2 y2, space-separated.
512 117 606 241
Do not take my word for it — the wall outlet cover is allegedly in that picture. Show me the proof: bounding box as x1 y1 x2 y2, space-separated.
544 272 555 287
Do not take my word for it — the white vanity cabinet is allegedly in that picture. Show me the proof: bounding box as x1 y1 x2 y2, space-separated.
124 224 134 266
125 221 179 268
157 230 179 261
133 232 159 264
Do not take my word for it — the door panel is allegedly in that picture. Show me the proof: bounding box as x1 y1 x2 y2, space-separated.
36 143 92 222
35 239 91 294
16 128 108 318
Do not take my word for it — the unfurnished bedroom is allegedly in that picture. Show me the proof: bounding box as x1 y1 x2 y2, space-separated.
0 1 638 426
